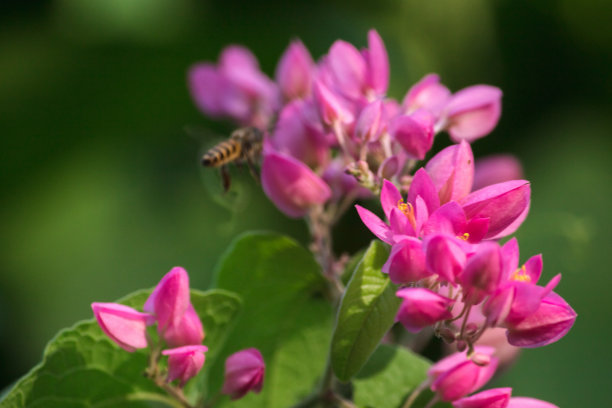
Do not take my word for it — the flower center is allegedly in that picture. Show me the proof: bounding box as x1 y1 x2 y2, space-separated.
458 232 470 241
397 199 417 231
510 265 531 283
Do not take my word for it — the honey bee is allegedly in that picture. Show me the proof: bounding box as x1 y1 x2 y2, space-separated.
201 126 264 192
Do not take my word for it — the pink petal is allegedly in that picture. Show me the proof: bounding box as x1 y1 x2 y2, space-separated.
507 397 559 408
275 39 314 100
407 168 440 215
445 85 503 142
366 29 389 96
424 235 467 284
396 287 454 332
381 179 403 220
223 348 265 400
461 180 531 239
327 40 367 99
313 80 355 125
355 99 386 142
452 387 512 408
92 303 152 352
382 237 427 283
261 150 331 218
144 267 190 332
402 73 451 117
355 205 394 244
390 111 434 160
426 140 474 203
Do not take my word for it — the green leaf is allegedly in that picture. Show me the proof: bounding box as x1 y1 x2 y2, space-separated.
331 240 402 382
1 288 242 408
210 232 333 408
353 344 433 408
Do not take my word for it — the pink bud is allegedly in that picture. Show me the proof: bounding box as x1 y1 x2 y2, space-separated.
326 40 367 99
475 327 521 370
144 267 190 333
355 100 386 142
461 242 503 305
91 303 153 352
162 304 205 347
365 29 389 96
452 387 512 408
188 64 227 117
403 73 451 117
429 347 498 402
383 238 428 284
507 397 559 408
426 140 475 203
322 159 371 202
443 85 502 143
461 180 531 240
424 235 467 284
222 348 265 400
276 40 314 101
272 100 330 168
505 292 576 348
396 288 454 332
261 150 331 218
162 345 208 387
313 80 355 125
389 111 434 160
473 155 524 191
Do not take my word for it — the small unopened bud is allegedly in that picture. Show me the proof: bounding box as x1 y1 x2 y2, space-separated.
162 345 208 387
377 156 399 180
438 327 456 344
456 340 467 352
464 323 479 337
222 348 265 400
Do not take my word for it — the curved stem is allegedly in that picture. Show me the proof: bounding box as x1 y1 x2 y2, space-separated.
401 379 430 408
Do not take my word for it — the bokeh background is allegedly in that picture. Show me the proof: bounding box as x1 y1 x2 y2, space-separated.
1 0 610 406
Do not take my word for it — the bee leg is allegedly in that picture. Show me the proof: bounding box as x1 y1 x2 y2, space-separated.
220 165 231 192
246 156 260 184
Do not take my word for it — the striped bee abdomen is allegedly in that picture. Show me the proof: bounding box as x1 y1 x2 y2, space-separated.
201 140 242 167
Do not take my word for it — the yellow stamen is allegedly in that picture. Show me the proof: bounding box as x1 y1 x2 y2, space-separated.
458 232 470 241
397 199 417 231
511 265 531 283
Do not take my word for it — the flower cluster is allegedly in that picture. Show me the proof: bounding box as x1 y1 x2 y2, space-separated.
92 267 264 400
189 30 506 219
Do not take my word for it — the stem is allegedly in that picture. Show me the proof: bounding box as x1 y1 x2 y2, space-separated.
401 379 429 408
200 391 223 408
423 395 440 408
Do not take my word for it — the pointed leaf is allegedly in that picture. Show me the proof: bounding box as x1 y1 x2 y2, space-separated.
331 240 402 381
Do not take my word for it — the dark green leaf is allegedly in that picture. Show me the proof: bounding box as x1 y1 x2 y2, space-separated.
1 289 242 408
331 240 401 382
210 232 333 407
353 344 433 408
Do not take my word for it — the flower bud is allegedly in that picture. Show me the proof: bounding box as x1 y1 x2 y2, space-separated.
276 40 314 101
365 29 389 96
428 346 498 402
383 238 428 284
443 85 502 143
461 242 503 305
162 304 205 347
326 40 367 100
355 100 386 142
261 150 331 218
313 80 355 126
505 292 576 348
389 111 434 160
396 288 454 332
402 73 451 117
452 387 512 408
144 267 190 333
162 345 208 387
222 348 265 400
424 235 467 284
426 140 474 203
92 303 153 352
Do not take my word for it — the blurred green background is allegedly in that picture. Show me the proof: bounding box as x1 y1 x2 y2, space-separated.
1 0 610 406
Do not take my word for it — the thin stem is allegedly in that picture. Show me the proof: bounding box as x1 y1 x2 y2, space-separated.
459 304 473 340
423 395 440 408
401 379 429 408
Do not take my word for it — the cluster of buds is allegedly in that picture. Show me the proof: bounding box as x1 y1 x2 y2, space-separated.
92 267 264 402
189 30 508 218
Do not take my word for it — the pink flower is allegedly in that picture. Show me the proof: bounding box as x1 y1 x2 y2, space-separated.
276 40 314 101
92 303 154 352
396 288 455 332
162 345 208 387
261 150 331 218
402 73 451 118
442 85 502 143
460 242 503 305
144 267 205 347
188 46 279 128
364 29 389 97
325 39 368 100
473 155 524 191
313 79 355 126
452 388 512 408
389 111 435 160
354 99 386 143
383 237 429 283
505 292 576 348
429 346 499 402
222 348 265 400
426 141 475 204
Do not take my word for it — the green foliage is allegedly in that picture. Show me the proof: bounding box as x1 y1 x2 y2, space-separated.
0 289 242 408
210 232 333 407
353 344 433 408
331 240 402 382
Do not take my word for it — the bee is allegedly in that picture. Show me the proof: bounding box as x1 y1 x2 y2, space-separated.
201 126 264 192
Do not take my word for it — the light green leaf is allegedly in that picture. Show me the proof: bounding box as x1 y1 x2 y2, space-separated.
353 344 433 408
1 289 242 408
331 240 401 382
210 232 333 408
